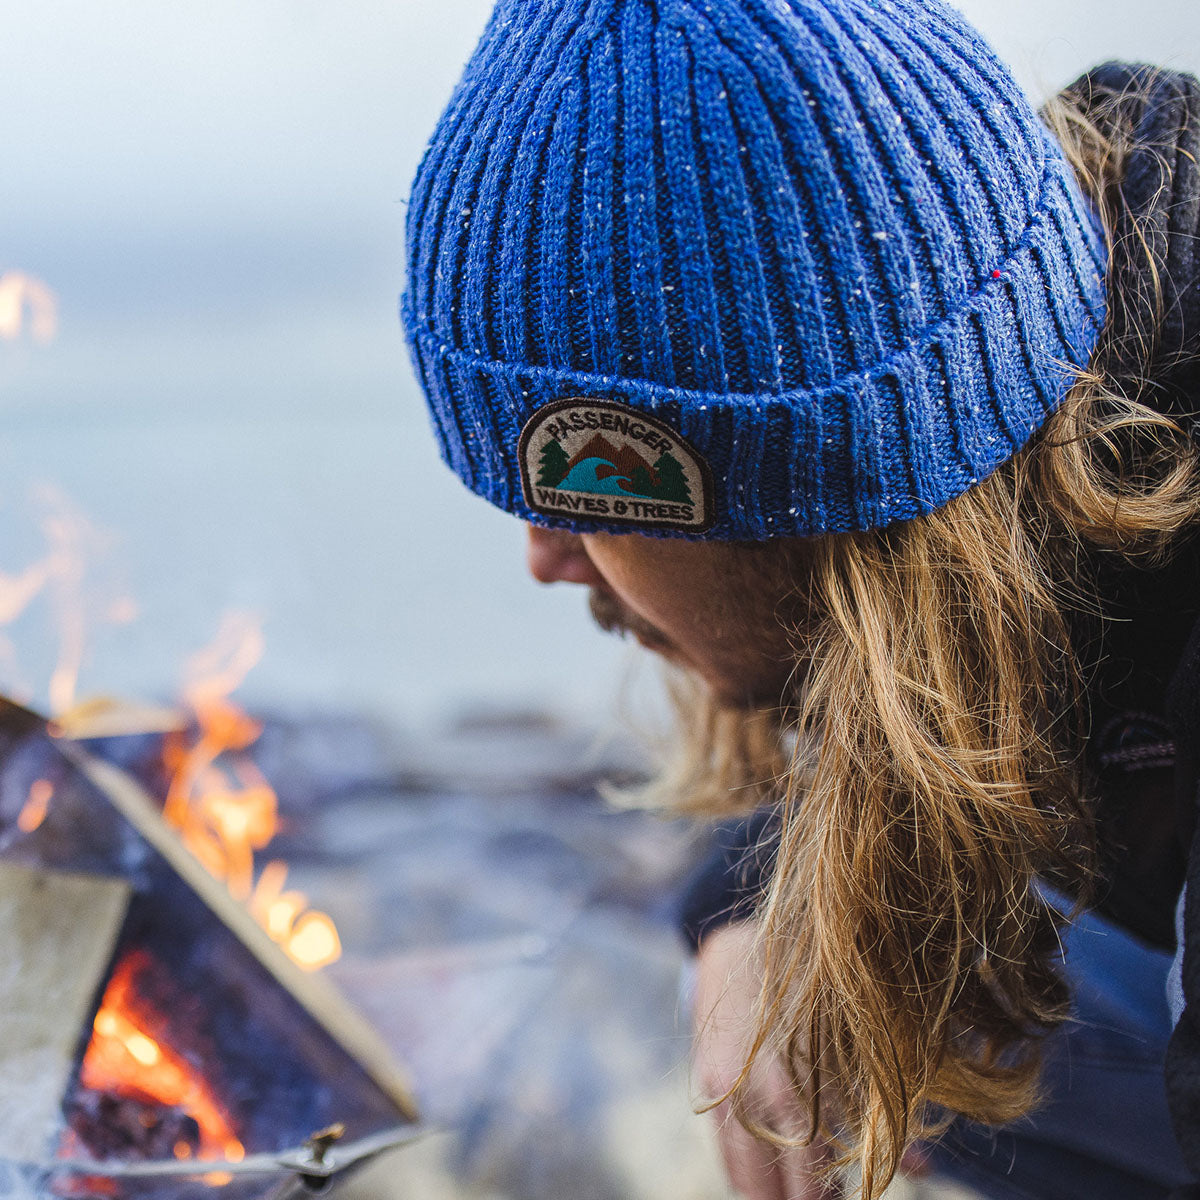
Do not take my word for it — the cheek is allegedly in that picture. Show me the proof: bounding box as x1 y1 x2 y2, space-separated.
578 535 802 695
580 537 704 623
600 569 702 643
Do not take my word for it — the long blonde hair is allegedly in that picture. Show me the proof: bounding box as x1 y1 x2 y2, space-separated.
667 81 1200 1195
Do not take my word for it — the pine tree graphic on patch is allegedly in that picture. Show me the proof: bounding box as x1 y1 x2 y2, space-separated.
536 438 570 488
652 451 692 504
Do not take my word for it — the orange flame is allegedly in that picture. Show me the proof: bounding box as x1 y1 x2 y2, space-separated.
0 488 338 971
16 778 53 833
163 614 341 971
249 860 343 970
0 504 341 969
0 271 58 344
79 950 245 1162
0 486 135 716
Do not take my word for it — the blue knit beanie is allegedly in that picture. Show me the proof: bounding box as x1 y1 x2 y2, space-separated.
403 0 1107 539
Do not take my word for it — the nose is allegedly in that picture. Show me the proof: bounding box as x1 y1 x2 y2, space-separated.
525 526 605 586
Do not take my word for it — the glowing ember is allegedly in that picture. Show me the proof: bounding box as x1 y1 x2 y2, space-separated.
162 614 342 971
79 951 245 1162
0 270 58 344
16 777 53 833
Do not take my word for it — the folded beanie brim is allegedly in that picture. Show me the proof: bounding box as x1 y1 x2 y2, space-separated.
404 143 1105 539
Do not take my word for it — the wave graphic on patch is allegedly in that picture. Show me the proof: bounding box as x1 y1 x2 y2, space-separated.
554 457 635 496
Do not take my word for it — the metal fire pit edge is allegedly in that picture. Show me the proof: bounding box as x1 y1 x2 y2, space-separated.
40 1122 429 1198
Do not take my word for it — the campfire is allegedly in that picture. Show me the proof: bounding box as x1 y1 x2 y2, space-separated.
0 687 419 1194
0 312 420 1193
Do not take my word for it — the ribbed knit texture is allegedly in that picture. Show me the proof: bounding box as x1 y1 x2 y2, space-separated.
403 0 1109 539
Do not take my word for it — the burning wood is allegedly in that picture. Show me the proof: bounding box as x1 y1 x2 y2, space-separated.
75 949 244 1163
0 696 418 1190
0 459 417 1188
0 861 131 1164
61 735 416 1124
56 615 344 973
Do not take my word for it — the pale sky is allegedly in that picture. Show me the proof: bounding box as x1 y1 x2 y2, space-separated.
0 1 1195 724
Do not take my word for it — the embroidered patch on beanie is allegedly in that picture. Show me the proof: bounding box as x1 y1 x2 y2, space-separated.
519 399 714 533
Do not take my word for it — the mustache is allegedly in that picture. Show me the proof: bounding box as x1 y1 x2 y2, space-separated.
588 588 673 653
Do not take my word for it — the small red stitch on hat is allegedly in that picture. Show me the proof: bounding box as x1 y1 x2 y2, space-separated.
992 269 1002 279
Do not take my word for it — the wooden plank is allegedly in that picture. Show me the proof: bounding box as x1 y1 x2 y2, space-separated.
48 696 186 740
0 861 131 1162
56 741 420 1124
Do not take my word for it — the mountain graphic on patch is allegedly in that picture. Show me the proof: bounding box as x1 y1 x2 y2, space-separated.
519 399 714 532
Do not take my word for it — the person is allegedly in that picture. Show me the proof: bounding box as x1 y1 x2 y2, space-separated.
402 1 1200 1196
